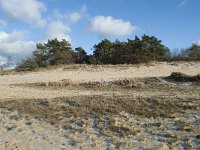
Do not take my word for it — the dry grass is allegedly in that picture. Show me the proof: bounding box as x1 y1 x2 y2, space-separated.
165 72 200 82
0 94 199 139
0 95 198 122
17 78 145 90
8 74 199 124
0 69 16 76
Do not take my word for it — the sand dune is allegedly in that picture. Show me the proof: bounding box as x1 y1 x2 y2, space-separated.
0 62 200 149
0 62 199 100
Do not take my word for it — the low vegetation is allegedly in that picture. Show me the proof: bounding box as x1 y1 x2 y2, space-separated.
1 92 198 130
10 73 199 121
166 72 200 82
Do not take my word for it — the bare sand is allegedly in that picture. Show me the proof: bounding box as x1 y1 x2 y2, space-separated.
0 62 199 100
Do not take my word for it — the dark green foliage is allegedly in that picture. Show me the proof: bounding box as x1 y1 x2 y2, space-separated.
44 38 74 65
17 34 198 71
74 47 87 64
93 35 169 64
16 38 74 71
16 57 39 71
188 44 200 60
93 39 113 64
87 55 97 64
34 38 74 66
140 35 169 61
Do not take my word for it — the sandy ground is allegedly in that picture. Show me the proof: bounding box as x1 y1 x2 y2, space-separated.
0 62 199 100
0 62 200 150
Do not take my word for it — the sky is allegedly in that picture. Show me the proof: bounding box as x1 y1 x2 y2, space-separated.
0 0 200 65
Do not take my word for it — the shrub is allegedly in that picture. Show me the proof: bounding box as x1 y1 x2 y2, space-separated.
16 58 39 71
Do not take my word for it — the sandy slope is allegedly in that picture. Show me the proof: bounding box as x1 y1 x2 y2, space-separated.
1 62 200 85
0 62 200 150
0 62 199 101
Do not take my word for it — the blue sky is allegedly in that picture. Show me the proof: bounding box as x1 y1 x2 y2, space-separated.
0 0 200 64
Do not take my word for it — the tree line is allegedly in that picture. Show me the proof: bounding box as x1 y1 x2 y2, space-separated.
16 34 200 71
170 44 200 61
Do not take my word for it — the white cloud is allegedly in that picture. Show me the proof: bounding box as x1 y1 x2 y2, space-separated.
69 5 87 23
68 5 87 23
43 21 71 42
0 0 46 27
41 4 88 42
52 5 87 24
43 5 87 42
0 30 35 63
69 12 82 23
90 16 135 36
178 0 188 8
0 20 7 28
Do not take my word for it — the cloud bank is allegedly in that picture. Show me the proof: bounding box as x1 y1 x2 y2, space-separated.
0 0 46 27
44 21 71 42
42 5 88 42
0 30 35 64
91 16 135 36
